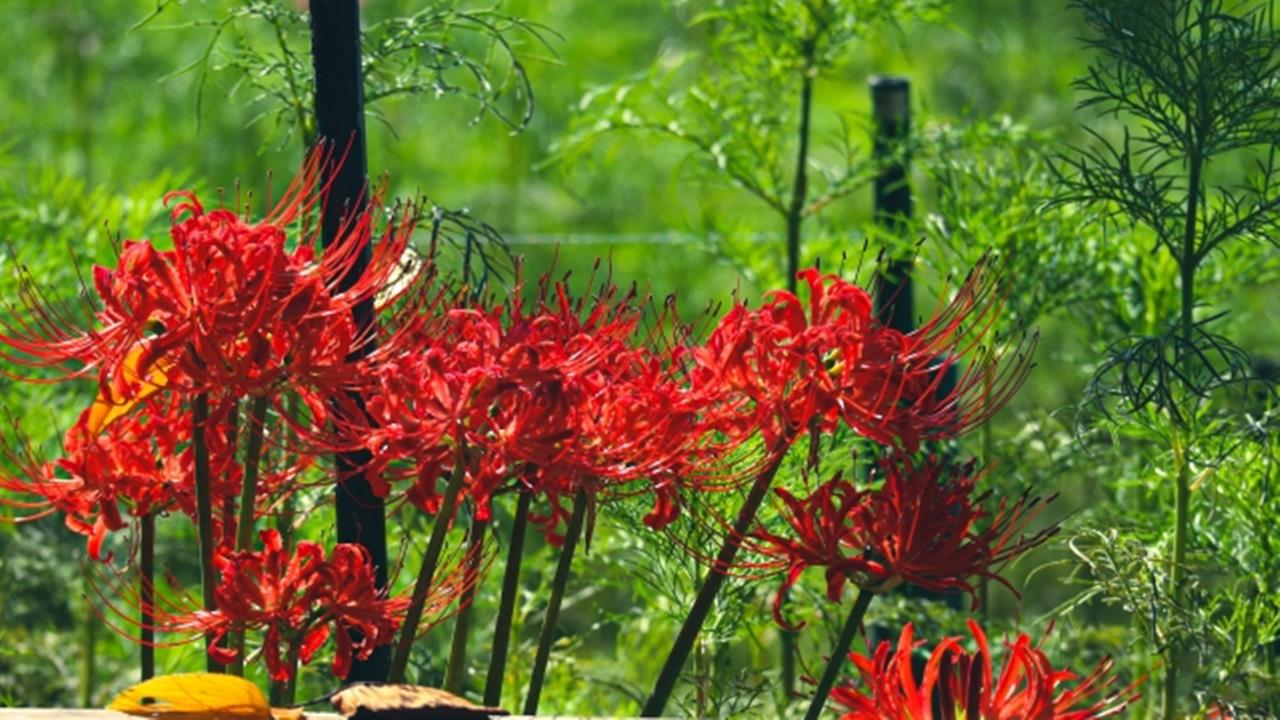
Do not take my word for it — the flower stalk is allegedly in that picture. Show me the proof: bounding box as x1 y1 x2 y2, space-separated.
192 391 221 673
523 488 589 715
444 515 488 694
484 489 532 706
229 394 270 676
803 588 874 720
139 511 155 681
388 459 469 683
268 634 302 706
641 445 790 717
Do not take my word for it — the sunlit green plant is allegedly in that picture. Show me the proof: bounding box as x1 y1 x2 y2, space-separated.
559 0 945 293
1055 0 1280 714
148 0 552 146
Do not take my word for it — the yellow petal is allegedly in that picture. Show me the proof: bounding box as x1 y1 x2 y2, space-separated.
86 340 171 436
107 673 273 720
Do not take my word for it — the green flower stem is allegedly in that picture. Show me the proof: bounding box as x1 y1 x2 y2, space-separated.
269 636 302 706
483 490 532 706
783 37 816 296
978 364 995 621
192 391 222 673
444 515 489 694
1163 442 1191 716
803 588 874 720
1163 127 1204 719
139 511 155 681
229 394 270 676
80 574 97 706
522 488 588 715
277 392 299 552
642 447 790 717
389 460 469 683
780 627 797 705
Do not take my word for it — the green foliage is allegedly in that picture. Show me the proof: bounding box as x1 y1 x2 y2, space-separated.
149 0 552 148
0 0 1278 716
558 0 947 289
1057 0 1280 263
1052 0 1280 714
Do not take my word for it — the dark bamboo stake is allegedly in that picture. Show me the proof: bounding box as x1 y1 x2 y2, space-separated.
309 0 387 683
522 489 589 715
444 515 489 694
869 76 914 331
483 490 532 706
389 462 469 682
802 589 874 720
641 448 790 717
139 512 156 680
229 394 271 676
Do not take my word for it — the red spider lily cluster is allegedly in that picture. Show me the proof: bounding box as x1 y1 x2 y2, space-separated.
0 391 243 561
0 156 1140 711
831 620 1142 719
745 455 1059 629
150 529 413 681
332 268 706 544
688 265 1028 455
0 156 445 679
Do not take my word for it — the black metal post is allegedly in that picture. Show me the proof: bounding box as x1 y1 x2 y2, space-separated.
870 76 914 331
309 0 389 683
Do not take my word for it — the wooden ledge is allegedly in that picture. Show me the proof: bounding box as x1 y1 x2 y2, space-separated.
0 707 619 712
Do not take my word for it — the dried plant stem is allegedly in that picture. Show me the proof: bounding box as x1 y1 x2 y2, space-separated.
192 392 222 673
229 394 271 676
483 490 532 706
444 516 488 694
523 488 589 715
642 447 790 717
803 589 874 720
389 461 469 683
140 511 156 681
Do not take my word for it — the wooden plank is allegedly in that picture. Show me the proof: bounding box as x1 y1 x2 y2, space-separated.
0 707 609 712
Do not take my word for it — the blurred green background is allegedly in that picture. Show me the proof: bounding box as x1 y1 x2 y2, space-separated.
1 0 1276 717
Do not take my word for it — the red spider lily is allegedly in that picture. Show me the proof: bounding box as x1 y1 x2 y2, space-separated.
829 620 1142 719
745 477 866 627
0 150 429 424
335 265 712 543
689 262 1032 455
87 524 480 682
844 261 1033 451
0 393 242 560
688 267 875 447
157 529 412 681
847 455 1058 597
746 454 1058 629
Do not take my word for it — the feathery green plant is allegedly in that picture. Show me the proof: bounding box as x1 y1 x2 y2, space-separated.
1055 0 1280 713
559 0 946 293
